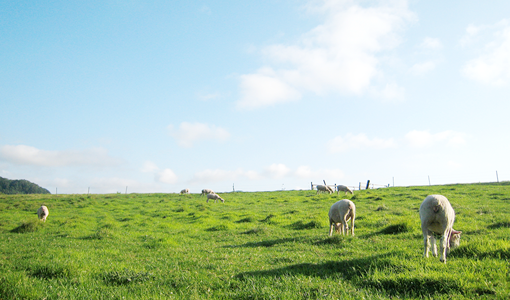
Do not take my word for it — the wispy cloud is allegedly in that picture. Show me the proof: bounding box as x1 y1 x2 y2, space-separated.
237 0 416 109
410 61 437 75
191 164 344 183
420 37 442 49
327 133 396 153
157 169 178 184
0 145 121 167
190 168 260 183
405 130 467 148
167 122 230 147
462 20 510 86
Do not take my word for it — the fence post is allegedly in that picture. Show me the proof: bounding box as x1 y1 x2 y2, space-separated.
496 171 499 183
311 182 313 190
366 180 370 190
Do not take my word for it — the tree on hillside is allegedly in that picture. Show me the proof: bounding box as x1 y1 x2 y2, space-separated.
0 177 51 194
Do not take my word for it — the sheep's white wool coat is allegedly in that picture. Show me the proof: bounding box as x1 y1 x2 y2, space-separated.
37 205 49 222
419 194 461 263
328 199 356 236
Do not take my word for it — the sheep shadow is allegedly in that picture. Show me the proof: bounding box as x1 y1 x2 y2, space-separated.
225 237 305 248
235 252 468 297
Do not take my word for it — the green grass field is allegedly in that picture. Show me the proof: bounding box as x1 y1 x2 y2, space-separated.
1 182 510 299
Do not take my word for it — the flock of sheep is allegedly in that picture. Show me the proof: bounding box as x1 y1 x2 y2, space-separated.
36 186 462 263
327 191 462 263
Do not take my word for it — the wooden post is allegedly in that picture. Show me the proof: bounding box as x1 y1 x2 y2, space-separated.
125 186 128 194
233 183 235 192
88 187 90 195
428 176 431 186
311 182 313 190
366 180 370 190
496 171 499 183
359 182 361 190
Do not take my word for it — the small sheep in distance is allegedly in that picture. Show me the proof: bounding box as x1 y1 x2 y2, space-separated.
336 185 353 195
201 189 214 196
207 193 225 203
419 195 462 263
328 199 355 236
37 205 49 222
180 189 190 194
316 185 334 194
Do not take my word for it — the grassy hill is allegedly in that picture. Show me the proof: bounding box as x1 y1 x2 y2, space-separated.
1 183 509 299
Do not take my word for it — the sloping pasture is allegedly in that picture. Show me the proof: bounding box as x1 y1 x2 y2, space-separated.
1 183 510 299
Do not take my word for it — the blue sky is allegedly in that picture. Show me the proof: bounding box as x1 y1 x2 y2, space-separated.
1 0 510 194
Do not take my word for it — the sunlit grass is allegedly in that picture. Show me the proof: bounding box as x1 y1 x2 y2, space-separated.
1 183 510 298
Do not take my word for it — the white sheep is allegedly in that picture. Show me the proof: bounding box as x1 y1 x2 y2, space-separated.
180 189 190 194
328 199 356 236
37 205 49 222
316 185 334 194
336 185 354 195
206 193 225 203
419 195 462 263
201 189 214 196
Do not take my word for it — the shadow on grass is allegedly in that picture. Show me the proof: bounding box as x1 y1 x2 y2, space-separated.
235 252 479 297
225 237 306 248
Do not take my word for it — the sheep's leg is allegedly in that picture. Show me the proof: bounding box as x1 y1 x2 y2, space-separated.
329 220 334 236
429 235 437 257
422 226 430 258
349 215 355 236
439 229 450 263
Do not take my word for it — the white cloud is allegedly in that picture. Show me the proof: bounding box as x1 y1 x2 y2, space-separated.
378 82 405 101
462 20 510 86
141 161 159 173
237 0 416 109
420 37 442 49
327 133 396 153
405 130 467 148
157 168 178 184
167 122 230 147
410 61 437 75
0 145 120 167
264 163 291 178
294 165 344 180
237 68 301 109
190 168 260 183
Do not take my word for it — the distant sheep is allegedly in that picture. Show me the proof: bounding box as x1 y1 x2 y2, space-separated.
419 195 462 263
201 189 214 196
37 205 49 222
316 185 334 194
336 185 353 195
206 193 224 203
180 189 190 194
328 199 355 236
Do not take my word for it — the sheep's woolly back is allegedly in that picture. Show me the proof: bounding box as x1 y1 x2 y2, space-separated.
336 185 353 194
419 194 461 263
419 195 455 234
37 205 49 221
328 199 356 236
201 189 214 196
317 185 333 194
206 193 224 203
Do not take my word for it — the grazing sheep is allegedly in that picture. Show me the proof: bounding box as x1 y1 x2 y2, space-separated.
419 195 462 263
180 189 190 194
201 189 214 196
207 193 224 203
336 185 354 195
328 199 356 236
316 185 334 194
37 205 49 222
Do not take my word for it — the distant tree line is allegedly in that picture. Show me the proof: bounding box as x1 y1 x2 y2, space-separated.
0 177 51 194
